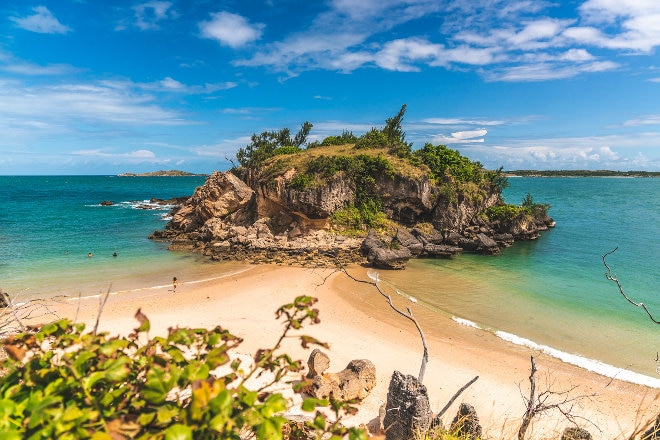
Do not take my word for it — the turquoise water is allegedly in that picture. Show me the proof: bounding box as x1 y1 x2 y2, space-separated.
0 175 246 298
1 175 659 383
377 177 660 383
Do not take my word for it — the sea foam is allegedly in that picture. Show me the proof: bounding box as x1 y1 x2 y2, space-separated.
451 316 660 388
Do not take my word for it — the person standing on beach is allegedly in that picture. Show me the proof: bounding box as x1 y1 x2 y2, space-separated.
172 276 178 292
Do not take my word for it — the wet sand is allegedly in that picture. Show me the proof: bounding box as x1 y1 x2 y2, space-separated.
22 264 660 439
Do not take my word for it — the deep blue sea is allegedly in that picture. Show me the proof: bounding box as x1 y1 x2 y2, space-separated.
1 175 658 384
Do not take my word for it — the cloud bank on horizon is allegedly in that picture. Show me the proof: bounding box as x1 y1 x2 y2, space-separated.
0 0 658 174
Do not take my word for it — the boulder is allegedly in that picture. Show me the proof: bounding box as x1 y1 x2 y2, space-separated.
449 403 482 440
304 351 376 401
383 371 432 440
361 230 411 270
100 200 114 206
306 349 331 378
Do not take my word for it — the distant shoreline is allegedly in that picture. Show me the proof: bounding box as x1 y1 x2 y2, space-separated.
118 170 209 177
505 169 659 178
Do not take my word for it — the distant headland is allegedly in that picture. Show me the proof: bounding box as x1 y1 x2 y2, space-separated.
505 169 659 177
118 170 209 177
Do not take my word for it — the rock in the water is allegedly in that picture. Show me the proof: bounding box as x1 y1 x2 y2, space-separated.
100 200 114 206
561 427 592 440
449 403 482 440
304 351 376 401
383 371 432 440
361 230 411 269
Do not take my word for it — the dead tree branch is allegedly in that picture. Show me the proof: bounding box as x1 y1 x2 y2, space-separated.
602 247 660 324
0 289 62 337
518 356 601 440
340 267 429 384
436 375 479 419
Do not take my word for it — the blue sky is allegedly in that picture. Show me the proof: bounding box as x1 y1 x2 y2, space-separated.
1 0 659 174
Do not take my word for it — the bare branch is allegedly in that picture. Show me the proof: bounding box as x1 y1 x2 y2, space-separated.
602 247 660 324
436 375 479 419
92 285 112 336
518 356 602 440
339 267 429 383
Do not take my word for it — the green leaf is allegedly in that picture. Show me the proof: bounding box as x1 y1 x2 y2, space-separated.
183 361 209 382
164 424 193 440
156 405 179 425
301 397 328 412
260 394 287 417
98 339 130 357
62 405 84 422
256 417 286 440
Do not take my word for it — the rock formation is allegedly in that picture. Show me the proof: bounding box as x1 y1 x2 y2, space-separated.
303 349 376 401
449 403 482 440
150 146 554 269
382 371 432 440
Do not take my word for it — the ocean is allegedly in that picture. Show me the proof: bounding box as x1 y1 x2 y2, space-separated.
1 175 659 385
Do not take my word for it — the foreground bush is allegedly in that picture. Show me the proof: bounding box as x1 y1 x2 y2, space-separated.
0 296 366 440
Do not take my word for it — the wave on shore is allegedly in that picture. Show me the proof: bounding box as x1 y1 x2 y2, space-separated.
451 316 660 388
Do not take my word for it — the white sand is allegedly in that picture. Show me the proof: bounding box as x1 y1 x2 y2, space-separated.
29 264 660 439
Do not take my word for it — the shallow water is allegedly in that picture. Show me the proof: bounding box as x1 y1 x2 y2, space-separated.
1 175 658 384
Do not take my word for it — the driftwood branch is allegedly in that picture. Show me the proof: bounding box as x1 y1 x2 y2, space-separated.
340 267 429 384
602 247 660 324
436 375 479 419
0 288 63 337
517 356 602 440
92 285 112 336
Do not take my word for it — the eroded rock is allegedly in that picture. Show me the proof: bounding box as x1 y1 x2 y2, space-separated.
304 350 376 401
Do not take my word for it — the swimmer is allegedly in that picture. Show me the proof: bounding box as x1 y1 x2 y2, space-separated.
88 252 93 258
113 251 117 257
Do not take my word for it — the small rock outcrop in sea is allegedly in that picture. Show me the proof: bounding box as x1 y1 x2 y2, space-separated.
303 349 376 401
99 200 114 206
150 153 554 268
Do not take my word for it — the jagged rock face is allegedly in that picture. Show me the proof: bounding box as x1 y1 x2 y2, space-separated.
378 174 437 224
450 403 482 440
270 174 355 220
151 165 554 268
167 171 256 233
432 190 500 233
383 371 432 440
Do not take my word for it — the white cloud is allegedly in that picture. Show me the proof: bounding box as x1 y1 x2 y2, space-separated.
131 1 177 31
623 115 660 127
72 149 157 159
433 129 488 144
423 117 506 126
199 12 264 48
10 6 71 34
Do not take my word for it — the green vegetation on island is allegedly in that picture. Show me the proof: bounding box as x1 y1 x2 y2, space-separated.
232 104 543 234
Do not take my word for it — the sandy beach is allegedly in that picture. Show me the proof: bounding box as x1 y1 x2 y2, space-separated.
25 264 660 439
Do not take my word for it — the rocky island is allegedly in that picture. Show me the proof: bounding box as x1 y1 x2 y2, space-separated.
151 106 554 269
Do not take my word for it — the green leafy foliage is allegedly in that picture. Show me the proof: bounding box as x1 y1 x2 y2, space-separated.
320 130 358 146
236 123 313 168
412 143 484 184
353 104 412 157
484 204 524 222
0 297 363 439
